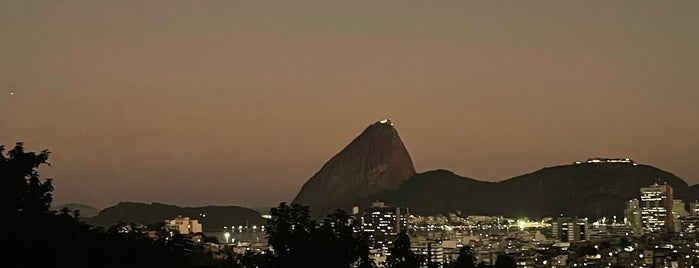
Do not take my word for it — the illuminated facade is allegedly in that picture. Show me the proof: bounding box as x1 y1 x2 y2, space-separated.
552 217 587 242
672 199 688 232
623 198 642 235
360 201 409 250
690 201 699 216
639 183 673 234
411 241 445 268
361 201 408 235
678 216 699 234
165 215 202 235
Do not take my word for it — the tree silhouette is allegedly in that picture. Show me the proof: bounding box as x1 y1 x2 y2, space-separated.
0 142 53 215
237 249 273 268
576 244 597 257
313 209 370 267
264 203 373 268
266 202 315 267
1 142 219 267
452 246 476 268
357 235 377 268
358 256 377 268
620 237 631 248
494 254 516 268
384 230 421 268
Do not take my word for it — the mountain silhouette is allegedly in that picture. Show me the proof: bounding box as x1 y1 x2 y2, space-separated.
375 162 694 218
292 119 416 217
292 120 699 218
51 203 100 218
86 202 265 231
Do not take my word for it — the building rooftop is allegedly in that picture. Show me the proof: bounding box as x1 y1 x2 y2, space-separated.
574 157 637 165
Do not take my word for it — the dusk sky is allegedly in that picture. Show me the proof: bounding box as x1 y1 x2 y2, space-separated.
1 1 698 209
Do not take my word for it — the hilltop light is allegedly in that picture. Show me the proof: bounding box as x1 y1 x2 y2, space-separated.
378 118 394 126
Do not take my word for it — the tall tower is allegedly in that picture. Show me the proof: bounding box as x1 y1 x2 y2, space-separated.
639 183 674 234
624 199 643 235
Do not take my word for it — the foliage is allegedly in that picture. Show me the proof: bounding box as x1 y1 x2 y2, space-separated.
237 249 273 268
576 244 598 257
313 209 369 267
261 202 372 268
0 143 219 267
384 230 422 268
452 246 476 268
266 202 314 267
494 254 516 268
620 237 631 248
0 142 53 215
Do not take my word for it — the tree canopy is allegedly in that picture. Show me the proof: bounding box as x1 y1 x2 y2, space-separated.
0 142 53 215
261 202 372 268
494 254 516 268
452 246 476 268
0 143 217 267
384 230 422 268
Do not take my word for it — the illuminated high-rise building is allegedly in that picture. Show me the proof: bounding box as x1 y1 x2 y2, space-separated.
690 201 699 216
639 183 673 234
552 217 587 242
361 201 408 235
672 199 688 232
678 216 699 234
360 201 409 250
624 198 642 235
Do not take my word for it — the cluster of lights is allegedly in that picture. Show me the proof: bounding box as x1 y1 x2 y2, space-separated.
378 118 394 126
574 157 639 166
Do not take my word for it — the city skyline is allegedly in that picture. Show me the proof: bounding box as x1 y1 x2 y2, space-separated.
2 1 699 209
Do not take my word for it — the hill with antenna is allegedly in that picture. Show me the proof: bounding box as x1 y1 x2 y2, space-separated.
375 161 693 218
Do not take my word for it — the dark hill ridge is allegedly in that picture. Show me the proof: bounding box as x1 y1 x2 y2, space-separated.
374 162 696 219
496 163 690 217
375 169 498 215
51 203 100 218
293 119 416 217
86 202 265 231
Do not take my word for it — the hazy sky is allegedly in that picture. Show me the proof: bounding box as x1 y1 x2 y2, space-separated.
2 1 698 209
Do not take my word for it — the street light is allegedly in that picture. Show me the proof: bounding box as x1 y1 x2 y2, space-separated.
224 232 230 244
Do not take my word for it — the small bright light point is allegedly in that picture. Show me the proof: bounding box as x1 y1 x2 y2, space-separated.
9 91 15 96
